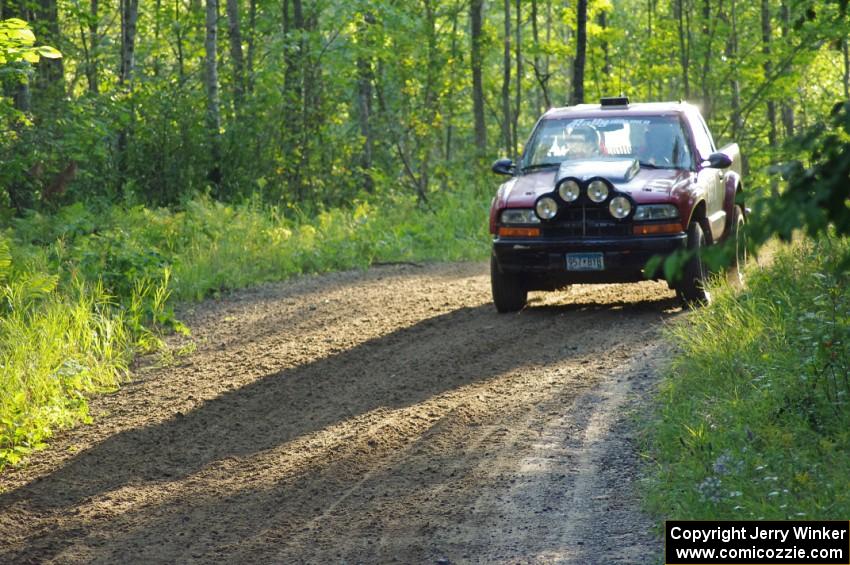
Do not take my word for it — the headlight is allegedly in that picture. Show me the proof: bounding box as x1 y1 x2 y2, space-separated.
634 204 680 221
558 179 581 202
500 208 541 224
535 196 559 220
587 180 610 203
609 196 632 219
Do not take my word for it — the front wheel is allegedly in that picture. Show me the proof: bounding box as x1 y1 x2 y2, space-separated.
491 255 527 313
678 221 711 306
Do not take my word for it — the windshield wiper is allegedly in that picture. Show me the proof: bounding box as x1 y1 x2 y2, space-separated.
521 163 560 173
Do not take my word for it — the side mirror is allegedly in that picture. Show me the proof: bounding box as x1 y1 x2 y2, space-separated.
491 158 516 176
704 152 733 169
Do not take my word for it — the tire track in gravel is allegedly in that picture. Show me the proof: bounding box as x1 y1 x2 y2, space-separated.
0 262 680 564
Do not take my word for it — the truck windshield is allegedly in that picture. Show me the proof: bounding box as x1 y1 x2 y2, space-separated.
521 116 694 171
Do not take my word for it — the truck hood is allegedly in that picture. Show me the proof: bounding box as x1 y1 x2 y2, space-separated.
497 160 692 208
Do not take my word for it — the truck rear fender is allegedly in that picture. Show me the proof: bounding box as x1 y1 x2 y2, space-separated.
723 173 742 211
717 142 743 240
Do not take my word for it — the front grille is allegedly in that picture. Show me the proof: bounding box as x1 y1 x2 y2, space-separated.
543 204 632 237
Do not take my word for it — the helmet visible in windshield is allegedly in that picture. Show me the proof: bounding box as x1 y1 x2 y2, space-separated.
522 115 693 171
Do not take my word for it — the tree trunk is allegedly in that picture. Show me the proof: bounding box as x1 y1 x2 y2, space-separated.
761 0 776 148
501 0 512 157
356 13 374 192
646 0 654 100
841 37 850 100
530 0 551 111
33 0 64 98
780 1 795 136
761 0 777 198
675 0 690 99
299 3 320 202
513 0 521 160
226 0 245 111
247 0 256 92
418 0 439 202
205 0 223 188
699 0 715 119
153 0 162 76
599 10 611 79
87 0 99 93
545 0 552 102
281 0 306 200
117 0 139 186
572 0 587 105
120 0 139 86
175 0 186 83
727 0 744 171
445 10 460 168
470 0 487 155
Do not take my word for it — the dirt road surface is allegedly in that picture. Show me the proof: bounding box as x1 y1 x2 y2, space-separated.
0 262 680 564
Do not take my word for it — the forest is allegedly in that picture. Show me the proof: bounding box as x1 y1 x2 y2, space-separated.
1 0 847 209
1 0 850 524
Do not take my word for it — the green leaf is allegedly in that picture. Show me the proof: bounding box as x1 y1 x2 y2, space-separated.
21 50 39 64
12 28 36 45
36 45 62 59
0 18 30 29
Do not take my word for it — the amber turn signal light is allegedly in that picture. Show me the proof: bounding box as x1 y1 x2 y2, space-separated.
498 226 541 238
633 222 683 235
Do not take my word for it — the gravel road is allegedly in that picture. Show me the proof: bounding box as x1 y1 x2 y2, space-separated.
0 262 680 564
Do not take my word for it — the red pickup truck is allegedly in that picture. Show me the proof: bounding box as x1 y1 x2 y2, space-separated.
489 97 746 312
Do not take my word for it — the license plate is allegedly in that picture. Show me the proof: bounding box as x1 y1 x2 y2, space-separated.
566 252 604 271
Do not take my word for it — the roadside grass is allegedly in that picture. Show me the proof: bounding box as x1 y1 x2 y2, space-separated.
0 189 491 470
643 236 850 520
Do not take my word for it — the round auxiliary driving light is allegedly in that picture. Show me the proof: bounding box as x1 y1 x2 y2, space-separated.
558 179 581 203
609 196 632 219
587 180 610 203
535 196 559 220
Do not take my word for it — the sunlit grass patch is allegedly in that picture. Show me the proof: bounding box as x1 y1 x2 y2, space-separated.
0 189 491 470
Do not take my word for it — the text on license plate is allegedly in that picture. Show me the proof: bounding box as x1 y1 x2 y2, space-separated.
566 253 604 271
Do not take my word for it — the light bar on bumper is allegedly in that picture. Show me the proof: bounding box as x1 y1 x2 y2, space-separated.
535 197 559 220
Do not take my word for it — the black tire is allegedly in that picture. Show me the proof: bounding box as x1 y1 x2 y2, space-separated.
726 205 747 288
679 220 711 305
490 255 527 313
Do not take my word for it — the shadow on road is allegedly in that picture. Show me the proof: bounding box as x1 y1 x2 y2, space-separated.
0 280 679 563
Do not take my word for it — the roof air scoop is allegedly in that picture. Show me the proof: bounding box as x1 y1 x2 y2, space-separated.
555 158 640 185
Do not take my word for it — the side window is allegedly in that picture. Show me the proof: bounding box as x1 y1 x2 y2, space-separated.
689 112 715 161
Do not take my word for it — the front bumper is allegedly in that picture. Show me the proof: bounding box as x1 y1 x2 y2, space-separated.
492 232 687 285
